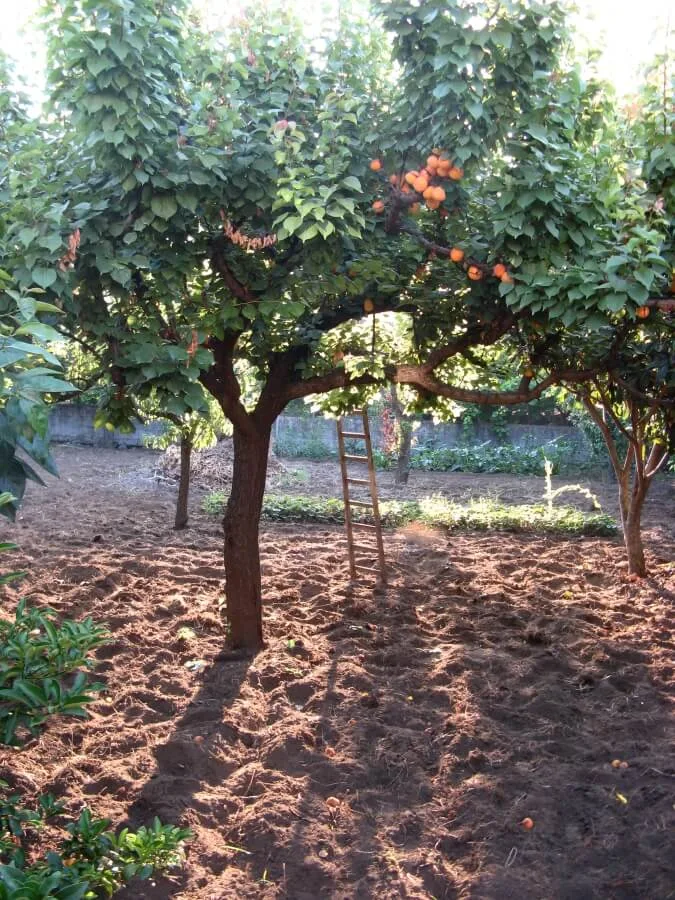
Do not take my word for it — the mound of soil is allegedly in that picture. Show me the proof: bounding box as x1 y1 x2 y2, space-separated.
2 447 673 899
157 439 286 491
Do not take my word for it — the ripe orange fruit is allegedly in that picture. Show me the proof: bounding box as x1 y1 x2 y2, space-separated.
636 305 650 319
521 817 534 831
363 298 375 313
372 200 385 213
500 272 514 284
426 154 440 171
422 186 435 200
493 263 507 279
437 159 451 178
405 171 418 186
369 159 382 171
450 247 464 263
433 186 446 202
448 166 464 181
414 176 429 194
467 265 482 281
426 199 441 210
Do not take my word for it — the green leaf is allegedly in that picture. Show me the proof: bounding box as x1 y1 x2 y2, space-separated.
150 195 178 220
342 176 362 192
31 267 57 290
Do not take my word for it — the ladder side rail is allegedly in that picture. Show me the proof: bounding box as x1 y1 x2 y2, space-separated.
336 417 357 579
361 410 387 583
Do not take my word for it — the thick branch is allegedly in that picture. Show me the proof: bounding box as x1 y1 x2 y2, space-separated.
200 334 255 436
210 237 257 303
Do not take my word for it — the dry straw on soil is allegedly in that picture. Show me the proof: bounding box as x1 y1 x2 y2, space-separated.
156 439 286 490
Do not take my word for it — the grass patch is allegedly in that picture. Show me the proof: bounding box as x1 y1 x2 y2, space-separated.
203 492 617 537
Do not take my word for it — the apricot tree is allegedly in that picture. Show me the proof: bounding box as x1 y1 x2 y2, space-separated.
3 0 672 647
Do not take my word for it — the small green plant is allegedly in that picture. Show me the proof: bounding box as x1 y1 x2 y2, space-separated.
203 492 616 537
0 784 191 899
543 457 601 520
0 600 107 746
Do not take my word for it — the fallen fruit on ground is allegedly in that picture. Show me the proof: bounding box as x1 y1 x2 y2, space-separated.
521 817 535 830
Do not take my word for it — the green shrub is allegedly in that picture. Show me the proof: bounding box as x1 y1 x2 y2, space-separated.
0 600 107 747
203 492 617 537
0 784 191 899
374 438 587 477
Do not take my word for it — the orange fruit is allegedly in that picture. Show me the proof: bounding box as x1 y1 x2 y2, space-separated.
636 305 650 319
422 186 435 200
410 202 421 214
437 159 451 177
467 265 482 281
426 154 440 171
363 298 375 313
426 199 440 210
448 166 464 181
372 200 385 213
401 184 412 194
369 159 382 171
611 759 622 768
523 367 534 378
450 247 464 263
493 263 507 279
405 170 418 186
520 817 534 831
500 272 514 284
433 186 446 202
413 176 429 194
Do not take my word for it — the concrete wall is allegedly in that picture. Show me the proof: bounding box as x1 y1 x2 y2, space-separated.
49 405 590 458
48 404 166 448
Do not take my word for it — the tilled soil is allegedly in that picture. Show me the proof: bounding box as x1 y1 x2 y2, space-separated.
1 446 673 900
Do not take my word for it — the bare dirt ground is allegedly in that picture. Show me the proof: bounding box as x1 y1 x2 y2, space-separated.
1 445 673 900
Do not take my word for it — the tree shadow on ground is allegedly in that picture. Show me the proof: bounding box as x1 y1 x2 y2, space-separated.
118 524 674 900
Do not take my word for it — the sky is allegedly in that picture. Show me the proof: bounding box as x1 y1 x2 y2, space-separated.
0 0 671 99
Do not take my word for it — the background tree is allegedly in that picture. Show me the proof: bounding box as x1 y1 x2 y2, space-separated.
3 1 672 649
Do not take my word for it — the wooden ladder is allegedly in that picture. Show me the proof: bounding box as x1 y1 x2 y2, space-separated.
336 409 387 584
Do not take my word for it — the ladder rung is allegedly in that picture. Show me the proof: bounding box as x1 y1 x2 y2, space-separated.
346 478 369 485
348 499 373 508
340 432 366 439
352 542 378 553
352 522 378 530
344 454 368 462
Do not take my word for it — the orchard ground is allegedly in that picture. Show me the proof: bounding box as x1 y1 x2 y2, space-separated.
2 446 674 900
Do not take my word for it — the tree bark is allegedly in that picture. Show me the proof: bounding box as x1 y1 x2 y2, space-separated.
395 425 412 485
174 434 192 530
222 422 271 651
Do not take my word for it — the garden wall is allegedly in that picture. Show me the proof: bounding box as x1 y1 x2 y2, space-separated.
49 405 591 460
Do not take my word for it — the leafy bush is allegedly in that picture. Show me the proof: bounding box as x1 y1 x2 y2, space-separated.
0 784 191 899
272 435 336 461
203 492 617 537
0 600 107 746
374 438 586 476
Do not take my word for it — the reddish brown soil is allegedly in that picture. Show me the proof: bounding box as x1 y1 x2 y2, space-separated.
1 447 674 900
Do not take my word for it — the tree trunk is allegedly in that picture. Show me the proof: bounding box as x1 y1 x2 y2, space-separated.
222 422 271 651
390 384 412 486
174 435 192 530
617 464 648 577
395 424 412 485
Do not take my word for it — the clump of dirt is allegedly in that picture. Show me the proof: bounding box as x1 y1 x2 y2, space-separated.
157 439 286 490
